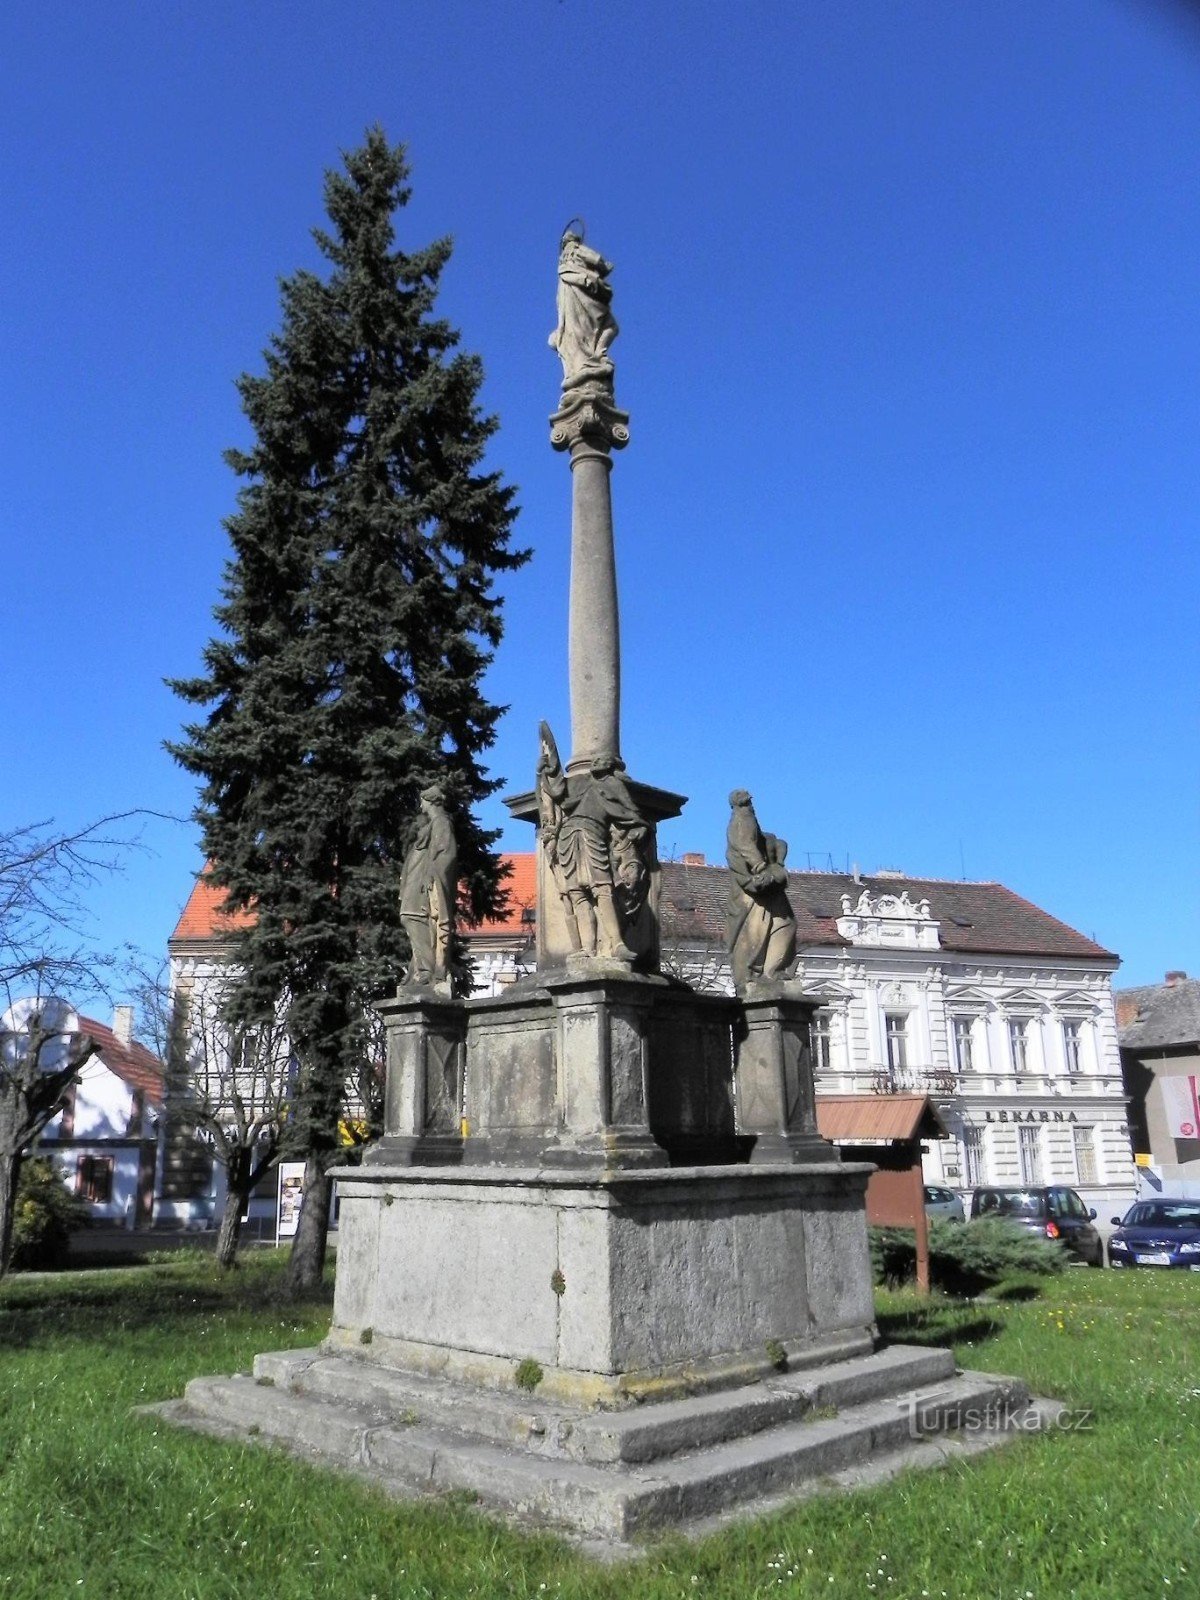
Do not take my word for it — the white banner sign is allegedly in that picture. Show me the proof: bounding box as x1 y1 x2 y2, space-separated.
1162 1075 1200 1141
276 1162 306 1241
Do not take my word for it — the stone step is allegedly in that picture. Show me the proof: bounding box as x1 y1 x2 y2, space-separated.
773 1342 959 1411
564 1345 957 1465
618 1371 1029 1536
253 1349 560 1454
174 1374 633 1539
252 1343 958 1467
165 1360 1033 1544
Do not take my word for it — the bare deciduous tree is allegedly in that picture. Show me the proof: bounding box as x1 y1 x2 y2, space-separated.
0 1001 97 1273
0 813 153 1275
164 974 294 1270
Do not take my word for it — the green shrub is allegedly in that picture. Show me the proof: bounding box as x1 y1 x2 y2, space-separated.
514 1358 544 1392
9 1159 91 1271
869 1217 1065 1296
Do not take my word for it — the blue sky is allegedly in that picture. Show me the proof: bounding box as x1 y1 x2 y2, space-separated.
2 0 1196 990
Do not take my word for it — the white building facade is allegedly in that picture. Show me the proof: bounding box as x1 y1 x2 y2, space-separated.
34 1007 165 1228
793 886 1135 1215
464 856 1137 1218
171 854 1138 1220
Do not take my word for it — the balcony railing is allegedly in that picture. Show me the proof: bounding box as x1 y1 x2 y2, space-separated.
866 1066 960 1097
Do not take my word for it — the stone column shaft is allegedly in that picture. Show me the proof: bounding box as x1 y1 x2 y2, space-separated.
550 391 629 774
568 443 621 769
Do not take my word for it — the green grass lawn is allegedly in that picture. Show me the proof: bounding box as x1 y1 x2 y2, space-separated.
1 1253 1197 1600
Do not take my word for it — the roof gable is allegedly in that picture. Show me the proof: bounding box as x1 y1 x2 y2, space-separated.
78 1016 164 1106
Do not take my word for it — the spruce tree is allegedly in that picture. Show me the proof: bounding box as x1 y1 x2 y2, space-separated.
169 129 525 1292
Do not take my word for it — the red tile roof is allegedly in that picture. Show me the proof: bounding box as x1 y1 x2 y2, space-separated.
471 853 538 935
77 1016 165 1107
171 856 539 942
171 872 255 942
658 862 1115 962
171 854 1113 962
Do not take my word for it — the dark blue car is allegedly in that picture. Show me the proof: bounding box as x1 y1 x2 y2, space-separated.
1108 1200 1200 1270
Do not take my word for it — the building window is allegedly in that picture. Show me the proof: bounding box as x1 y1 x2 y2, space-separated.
885 1014 908 1075
76 1155 114 1205
1073 1125 1098 1185
1018 1124 1043 1184
1062 1020 1083 1075
952 1017 974 1076
810 1010 832 1076
1008 1018 1030 1076
962 1126 984 1186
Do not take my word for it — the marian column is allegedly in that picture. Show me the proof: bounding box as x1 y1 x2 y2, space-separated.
505 229 684 977
547 231 630 772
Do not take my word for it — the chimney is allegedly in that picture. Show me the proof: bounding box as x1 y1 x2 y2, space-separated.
681 852 706 867
112 1004 134 1046
1166 971 1188 986
1115 996 1140 1028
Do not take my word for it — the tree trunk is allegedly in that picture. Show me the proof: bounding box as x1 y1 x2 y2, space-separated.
281 1154 331 1297
215 1186 244 1270
0 1151 18 1277
215 1145 253 1270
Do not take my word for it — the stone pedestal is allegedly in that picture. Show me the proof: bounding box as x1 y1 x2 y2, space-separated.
540 970 664 1168
735 987 835 1164
362 992 465 1167
330 1161 876 1405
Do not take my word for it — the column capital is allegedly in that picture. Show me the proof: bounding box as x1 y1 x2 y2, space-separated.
550 389 630 454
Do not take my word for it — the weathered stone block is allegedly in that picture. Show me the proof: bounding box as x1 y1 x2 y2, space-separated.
331 1162 875 1402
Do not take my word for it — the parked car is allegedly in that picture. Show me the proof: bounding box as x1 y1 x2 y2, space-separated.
969 1185 1104 1266
923 1185 965 1222
1107 1199 1200 1270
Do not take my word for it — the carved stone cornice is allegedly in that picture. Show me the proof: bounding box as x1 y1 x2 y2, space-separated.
549 388 630 454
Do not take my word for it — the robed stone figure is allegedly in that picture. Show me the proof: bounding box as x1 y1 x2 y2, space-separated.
399 786 458 988
549 231 619 393
536 722 646 962
726 789 797 990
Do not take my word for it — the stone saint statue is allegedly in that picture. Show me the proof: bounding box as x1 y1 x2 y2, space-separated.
549 230 618 394
536 722 647 962
726 790 797 990
398 785 458 988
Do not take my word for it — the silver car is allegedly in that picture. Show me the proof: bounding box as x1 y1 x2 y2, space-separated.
924 1184 965 1222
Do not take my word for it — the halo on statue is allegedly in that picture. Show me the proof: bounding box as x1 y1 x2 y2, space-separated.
559 216 586 248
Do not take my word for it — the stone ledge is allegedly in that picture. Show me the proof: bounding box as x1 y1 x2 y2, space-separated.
336 1160 873 1198
319 1323 879 1409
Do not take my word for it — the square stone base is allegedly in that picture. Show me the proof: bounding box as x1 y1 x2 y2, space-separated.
330 1161 875 1406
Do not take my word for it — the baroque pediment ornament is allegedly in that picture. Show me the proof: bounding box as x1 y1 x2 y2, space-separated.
836 886 941 951
839 888 931 920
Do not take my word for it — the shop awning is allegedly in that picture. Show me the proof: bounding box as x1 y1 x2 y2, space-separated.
816 1094 949 1144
